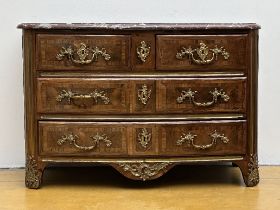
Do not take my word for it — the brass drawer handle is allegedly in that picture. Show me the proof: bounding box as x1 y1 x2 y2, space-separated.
138 128 152 149
137 84 151 105
56 42 111 65
176 42 230 65
56 89 110 107
57 133 112 150
137 41 150 63
177 130 229 150
176 88 230 107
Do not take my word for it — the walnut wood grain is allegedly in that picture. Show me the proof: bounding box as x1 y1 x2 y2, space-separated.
131 33 155 70
39 120 246 157
37 78 131 114
157 78 246 114
36 34 131 71
19 23 259 188
156 35 248 71
37 78 159 114
37 77 245 114
39 122 128 156
158 121 247 156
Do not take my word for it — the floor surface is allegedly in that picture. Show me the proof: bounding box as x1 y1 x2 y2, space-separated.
0 165 279 210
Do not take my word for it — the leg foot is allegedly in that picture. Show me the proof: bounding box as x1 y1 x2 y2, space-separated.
233 154 259 187
25 155 44 189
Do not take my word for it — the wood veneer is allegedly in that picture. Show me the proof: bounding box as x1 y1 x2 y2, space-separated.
18 23 260 188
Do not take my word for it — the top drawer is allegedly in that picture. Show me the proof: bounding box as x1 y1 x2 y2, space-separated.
156 35 248 71
36 34 130 71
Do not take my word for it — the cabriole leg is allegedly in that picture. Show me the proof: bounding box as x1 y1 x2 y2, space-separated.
233 154 259 187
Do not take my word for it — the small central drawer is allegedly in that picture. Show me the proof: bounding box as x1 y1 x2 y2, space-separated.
36 34 131 71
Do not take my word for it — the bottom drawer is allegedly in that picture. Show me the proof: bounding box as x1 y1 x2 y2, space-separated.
38 120 246 157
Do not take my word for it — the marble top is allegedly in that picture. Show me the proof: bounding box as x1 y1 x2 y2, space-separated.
17 23 260 30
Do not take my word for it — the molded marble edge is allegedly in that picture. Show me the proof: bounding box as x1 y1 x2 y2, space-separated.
17 23 261 30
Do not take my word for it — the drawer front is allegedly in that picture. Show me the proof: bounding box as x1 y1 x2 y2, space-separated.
37 78 156 114
157 78 246 113
37 78 130 114
39 122 128 156
158 121 246 156
39 121 246 157
36 34 130 70
156 35 247 70
37 78 244 114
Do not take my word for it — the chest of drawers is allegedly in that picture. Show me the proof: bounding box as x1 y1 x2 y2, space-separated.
18 23 260 188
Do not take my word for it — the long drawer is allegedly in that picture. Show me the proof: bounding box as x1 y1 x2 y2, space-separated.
37 77 246 114
36 34 248 72
39 120 247 157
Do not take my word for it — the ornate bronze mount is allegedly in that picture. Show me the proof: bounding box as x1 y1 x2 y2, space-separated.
246 154 260 187
57 133 112 150
137 41 150 63
25 155 41 189
176 88 230 107
138 128 152 149
176 42 230 65
56 42 111 65
137 84 152 105
177 130 229 150
56 89 110 107
118 162 171 181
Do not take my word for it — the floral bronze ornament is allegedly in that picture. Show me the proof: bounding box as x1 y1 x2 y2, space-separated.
56 89 110 107
176 42 230 65
177 130 229 150
176 88 230 107
137 41 151 62
56 42 111 65
137 84 152 105
25 155 41 189
246 154 260 187
138 128 152 149
57 133 112 150
118 162 171 181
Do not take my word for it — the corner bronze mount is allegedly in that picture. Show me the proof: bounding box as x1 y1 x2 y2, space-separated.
246 154 260 187
176 42 230 65
56 42 111 65
25 155 41 189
